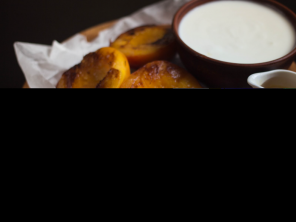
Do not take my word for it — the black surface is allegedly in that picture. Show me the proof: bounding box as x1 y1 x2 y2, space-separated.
2 0 296 88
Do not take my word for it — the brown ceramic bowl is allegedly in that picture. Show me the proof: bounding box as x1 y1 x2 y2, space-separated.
173 0 296 88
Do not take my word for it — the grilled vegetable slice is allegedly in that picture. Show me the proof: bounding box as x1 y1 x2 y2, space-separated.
56 47 130 88
120 61 202 88
110 25 177 68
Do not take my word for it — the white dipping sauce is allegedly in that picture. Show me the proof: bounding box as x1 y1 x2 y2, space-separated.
179 1 296 64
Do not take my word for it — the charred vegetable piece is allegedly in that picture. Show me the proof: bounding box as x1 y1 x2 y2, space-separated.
120 61 202 88
110 25 177 68
56 47 130 88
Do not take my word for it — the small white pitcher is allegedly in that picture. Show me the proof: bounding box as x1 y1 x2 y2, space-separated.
247 70 296 88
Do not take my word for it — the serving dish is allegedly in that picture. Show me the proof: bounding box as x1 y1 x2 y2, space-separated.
173 0 296 88
248 69 296 88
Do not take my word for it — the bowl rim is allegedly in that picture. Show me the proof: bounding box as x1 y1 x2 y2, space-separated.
173 0 296 67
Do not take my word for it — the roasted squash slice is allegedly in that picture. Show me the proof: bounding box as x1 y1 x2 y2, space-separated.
57 47 130 88
110 25 177 68
120 61 202 88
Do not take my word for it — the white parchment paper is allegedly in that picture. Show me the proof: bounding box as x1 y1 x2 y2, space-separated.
14 0 191 88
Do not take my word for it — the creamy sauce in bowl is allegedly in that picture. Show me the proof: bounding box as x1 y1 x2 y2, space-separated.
179 1 296 64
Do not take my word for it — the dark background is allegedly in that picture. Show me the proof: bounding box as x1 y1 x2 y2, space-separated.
1 0 296 88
